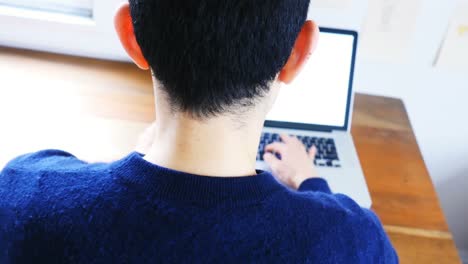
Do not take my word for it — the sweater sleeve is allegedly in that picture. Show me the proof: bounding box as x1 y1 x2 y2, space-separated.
333 194 399 263
297 178 332 194
297 180 398 262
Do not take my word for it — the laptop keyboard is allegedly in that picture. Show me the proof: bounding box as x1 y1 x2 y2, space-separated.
257 133 341 168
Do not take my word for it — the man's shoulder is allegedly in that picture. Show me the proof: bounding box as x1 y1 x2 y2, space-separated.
0 150 114 209
0 150 119 261
266 189 398 263
273 188 381 233
2 149 89 173
271 187 361 216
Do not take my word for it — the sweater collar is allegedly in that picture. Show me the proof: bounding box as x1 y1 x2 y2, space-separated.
111 152 285 204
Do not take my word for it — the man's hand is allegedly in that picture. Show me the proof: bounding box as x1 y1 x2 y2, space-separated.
134 122 157 155
264 134 319 190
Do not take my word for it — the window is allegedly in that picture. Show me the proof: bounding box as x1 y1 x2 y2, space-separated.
0 0 127 61
0 0 93 18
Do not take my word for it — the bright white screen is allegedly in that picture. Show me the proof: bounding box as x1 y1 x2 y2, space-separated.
266 32 355 127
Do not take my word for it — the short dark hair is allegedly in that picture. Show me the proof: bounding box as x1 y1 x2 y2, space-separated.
130 0 310 118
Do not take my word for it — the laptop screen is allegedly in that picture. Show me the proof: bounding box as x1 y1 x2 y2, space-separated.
265 28 357 130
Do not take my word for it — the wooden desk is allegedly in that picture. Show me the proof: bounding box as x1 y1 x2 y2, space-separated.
352 95 460 263
0 47 461 263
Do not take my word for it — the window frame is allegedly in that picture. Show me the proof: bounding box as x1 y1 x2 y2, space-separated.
0 0 127 61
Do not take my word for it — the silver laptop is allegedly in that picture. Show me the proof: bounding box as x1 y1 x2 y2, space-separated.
256 27 372 208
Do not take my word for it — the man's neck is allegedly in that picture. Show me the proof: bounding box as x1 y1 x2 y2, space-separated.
143 108 265 177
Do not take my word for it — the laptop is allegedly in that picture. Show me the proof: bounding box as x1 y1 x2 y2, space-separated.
256 27 372 208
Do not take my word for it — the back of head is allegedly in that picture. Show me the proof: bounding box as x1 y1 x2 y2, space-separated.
129 0 310 118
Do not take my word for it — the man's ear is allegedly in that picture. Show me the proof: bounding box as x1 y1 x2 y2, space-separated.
279 20 319 84
114 3 149 70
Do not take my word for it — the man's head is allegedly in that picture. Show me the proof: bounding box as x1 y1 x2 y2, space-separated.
115 0 318 119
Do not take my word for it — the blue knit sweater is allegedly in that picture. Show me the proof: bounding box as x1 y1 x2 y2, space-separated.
0 150 398 263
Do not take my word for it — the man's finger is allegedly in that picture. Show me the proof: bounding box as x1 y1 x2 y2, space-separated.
263 152 282 171
290 136 305 148
308 145 317 159
265 142 286 154
280 134 294 143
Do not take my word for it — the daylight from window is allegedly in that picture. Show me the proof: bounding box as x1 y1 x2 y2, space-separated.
0 0 93 17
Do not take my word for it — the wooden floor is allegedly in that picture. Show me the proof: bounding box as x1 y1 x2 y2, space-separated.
0 46 461 263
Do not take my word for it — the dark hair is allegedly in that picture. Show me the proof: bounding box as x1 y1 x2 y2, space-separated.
130 0 310 118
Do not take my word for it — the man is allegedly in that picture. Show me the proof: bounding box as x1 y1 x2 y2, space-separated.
0 0 398 263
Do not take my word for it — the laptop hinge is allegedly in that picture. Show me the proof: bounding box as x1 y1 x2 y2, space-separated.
265 121 334 133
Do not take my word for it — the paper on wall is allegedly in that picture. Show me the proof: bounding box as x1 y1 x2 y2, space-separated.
360 0 422 63
435 2 468 70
